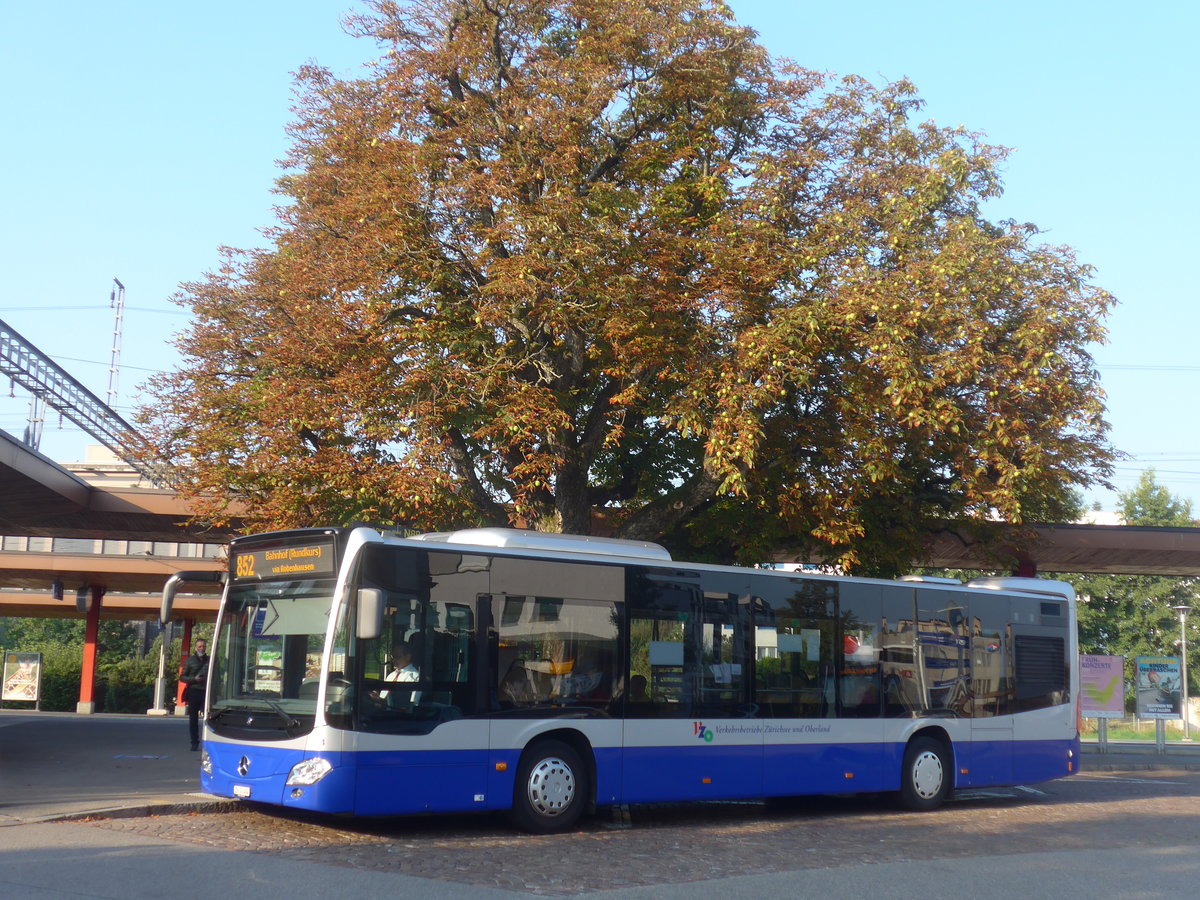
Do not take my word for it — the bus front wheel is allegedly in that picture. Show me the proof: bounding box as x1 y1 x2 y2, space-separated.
510 740 588 833
898 736 951 811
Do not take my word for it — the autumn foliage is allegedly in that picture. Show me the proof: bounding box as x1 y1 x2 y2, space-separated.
140 0 1115 573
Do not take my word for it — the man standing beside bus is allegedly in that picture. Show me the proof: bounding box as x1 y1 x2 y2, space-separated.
180 639 209 751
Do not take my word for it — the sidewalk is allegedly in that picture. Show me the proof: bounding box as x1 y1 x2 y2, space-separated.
1080 737 1200 769
0 709 231 825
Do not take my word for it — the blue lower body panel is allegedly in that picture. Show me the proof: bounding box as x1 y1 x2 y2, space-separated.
353 748 489 815
622 744 764 802
1011 736 1081 785
201 733 1080 816
764 741 890 795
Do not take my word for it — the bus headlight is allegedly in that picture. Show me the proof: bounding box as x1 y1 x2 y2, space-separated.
200 748 212 776
286 757 333 786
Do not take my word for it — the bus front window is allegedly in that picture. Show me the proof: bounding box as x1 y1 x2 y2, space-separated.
208 578 335 740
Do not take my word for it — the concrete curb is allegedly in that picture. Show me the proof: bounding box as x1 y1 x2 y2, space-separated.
38 798 240 824
1081 741 1200 755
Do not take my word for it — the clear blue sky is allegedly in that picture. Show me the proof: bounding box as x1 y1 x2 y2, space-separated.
1 0 1196 514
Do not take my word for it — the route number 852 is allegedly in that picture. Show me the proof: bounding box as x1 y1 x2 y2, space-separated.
235 554 256 578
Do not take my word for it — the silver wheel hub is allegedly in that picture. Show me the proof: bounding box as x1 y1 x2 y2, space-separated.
911 750 944 799
526 756 576 817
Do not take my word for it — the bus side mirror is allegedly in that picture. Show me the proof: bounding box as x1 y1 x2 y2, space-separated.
357 588 385 640
161 571 225 625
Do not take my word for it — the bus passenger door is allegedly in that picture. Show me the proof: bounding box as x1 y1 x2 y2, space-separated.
755 575 843 796
622 569 761 803
967 594 1013 786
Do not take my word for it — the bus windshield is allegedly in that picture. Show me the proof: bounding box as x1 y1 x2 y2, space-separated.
208 578 335 740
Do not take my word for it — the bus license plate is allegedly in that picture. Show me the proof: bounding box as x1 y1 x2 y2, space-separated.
233 785 251 798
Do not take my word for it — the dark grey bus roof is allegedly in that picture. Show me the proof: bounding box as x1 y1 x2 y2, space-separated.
371 527 1074 600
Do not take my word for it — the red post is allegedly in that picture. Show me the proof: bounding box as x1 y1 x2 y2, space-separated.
175 619 194 712
1014 554 1037 578
76 585 104 714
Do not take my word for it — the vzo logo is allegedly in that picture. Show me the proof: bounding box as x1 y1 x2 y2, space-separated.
693 721 714 742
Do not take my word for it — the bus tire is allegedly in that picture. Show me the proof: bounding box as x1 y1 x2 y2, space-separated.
510 740 588 833
898 735 951 811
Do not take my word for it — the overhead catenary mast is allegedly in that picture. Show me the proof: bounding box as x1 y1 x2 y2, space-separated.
23 394 45 449
0 292 173 486
108 277 125 409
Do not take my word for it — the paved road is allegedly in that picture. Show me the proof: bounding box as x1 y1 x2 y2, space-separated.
3 710 1199 898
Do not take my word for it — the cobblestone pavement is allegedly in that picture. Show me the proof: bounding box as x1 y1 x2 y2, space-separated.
78 767 1200 897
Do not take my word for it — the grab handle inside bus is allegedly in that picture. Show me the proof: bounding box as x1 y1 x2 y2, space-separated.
357 588 385 640
160 570 226 624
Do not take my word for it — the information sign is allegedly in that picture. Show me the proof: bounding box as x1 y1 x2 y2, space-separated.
1079 654 1125 718
232 539 336 581
2 652 43 703
1135 656 1182 719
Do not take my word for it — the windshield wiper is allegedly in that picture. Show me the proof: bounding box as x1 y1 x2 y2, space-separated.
251 693 301 734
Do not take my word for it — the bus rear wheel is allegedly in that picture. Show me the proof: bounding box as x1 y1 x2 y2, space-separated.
510 740 588 833
898 736 951 811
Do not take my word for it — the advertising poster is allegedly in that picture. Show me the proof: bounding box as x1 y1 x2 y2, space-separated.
1135 656 1181 719
1079 654 1125 718
2 652 43 703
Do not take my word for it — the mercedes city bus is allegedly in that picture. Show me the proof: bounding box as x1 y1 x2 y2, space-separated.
161 526 1080 832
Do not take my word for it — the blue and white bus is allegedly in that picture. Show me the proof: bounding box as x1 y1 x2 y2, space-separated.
161 526 1080 832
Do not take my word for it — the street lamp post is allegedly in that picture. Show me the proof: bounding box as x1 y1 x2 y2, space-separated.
1173 604 1193 741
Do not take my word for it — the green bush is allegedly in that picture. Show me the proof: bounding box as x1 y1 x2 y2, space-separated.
101 655 158 713
2 618 212 713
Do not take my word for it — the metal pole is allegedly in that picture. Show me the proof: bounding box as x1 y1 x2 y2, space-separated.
148 621 170 716
1173 605 1192 740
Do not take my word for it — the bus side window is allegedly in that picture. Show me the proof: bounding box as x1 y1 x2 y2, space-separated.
881 588 921 717
627 568 752 718
695 592 751 715
627 575 695 716
970 597 1012 718
491 594 620 714
916 589 972 716
750 572 837 719
838 583 882 719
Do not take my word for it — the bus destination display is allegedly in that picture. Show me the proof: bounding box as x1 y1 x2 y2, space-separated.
233 541 336 580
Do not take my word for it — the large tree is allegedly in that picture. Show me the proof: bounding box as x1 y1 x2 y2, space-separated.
141 0 1114 573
